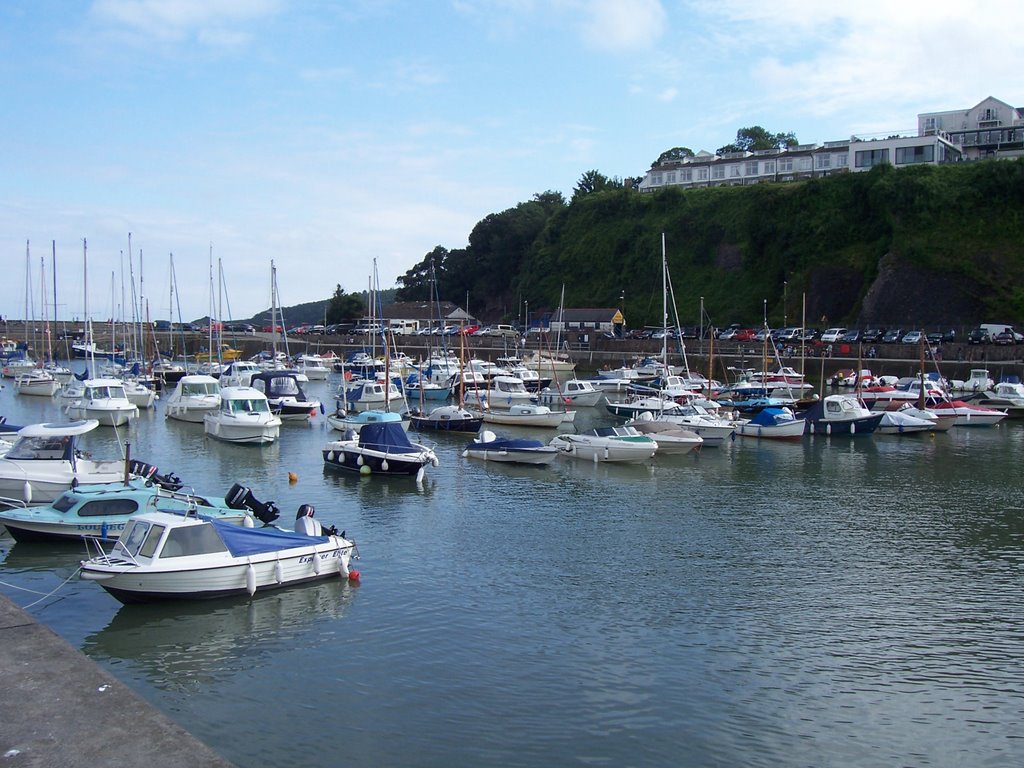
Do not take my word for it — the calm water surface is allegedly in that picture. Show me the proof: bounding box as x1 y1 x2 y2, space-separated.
2 373 1024 767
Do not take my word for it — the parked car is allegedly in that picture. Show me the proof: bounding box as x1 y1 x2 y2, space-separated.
925 332 944 345
261 324 284 333
993 330 1017 345
881 328 903 343
460 324 480 336
732 329 757 342
840 329 861 343
820 328 847 343
901 331 923 344
967 328 989 344
860 329 883 343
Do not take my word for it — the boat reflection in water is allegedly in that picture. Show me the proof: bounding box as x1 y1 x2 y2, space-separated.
81 579 358 691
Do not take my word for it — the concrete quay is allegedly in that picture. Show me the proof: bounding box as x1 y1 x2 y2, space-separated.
0 593 235 768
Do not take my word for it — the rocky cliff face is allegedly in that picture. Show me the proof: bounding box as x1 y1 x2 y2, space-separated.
858 253 986 326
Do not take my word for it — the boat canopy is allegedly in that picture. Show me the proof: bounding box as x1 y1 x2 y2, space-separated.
210 519 328 557
357 422 418 452
748 407 795 427
17 419 99 437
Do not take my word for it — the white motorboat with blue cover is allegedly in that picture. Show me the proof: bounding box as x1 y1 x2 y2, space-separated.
80 503 358 603
462 430 560 464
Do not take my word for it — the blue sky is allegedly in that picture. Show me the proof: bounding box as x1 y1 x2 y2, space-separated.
2 0 1022 323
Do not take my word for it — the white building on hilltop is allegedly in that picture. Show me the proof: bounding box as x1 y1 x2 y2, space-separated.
635 99 1024 193
918 96 1024 160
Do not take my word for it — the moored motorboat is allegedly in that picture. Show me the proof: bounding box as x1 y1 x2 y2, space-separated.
164 374 221 423
975 380 1024 418
734 406 806 440
801 394 883 436
550 426 657 463
326 407 407 432
876 409 935 435
538 378 604 407
250 371 322 421
481 403 566 428
408 403 483 433
0 477 269 543
203 386 282 444
929 399 1007 427
80 504 358 603
462 430 559 465
0 420 162 507
63 377 139 427
624 418 703 454
323 421 438 480
13 368 60 397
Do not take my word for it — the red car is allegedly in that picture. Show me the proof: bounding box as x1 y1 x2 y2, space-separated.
262 325 284 333
733 328 757 342
460 324 480 336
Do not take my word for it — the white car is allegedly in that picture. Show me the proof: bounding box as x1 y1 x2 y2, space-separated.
820 328 848 343
902 331 924 344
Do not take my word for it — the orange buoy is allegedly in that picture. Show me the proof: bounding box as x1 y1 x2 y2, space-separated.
288 472 298 483
348 569 361 582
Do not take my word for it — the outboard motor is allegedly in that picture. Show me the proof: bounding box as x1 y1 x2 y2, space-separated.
225 483 280 526
295 504 338 536
150 470 183 492
128 459 159 481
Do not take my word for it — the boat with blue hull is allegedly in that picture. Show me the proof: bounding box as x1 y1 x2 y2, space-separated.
800 394 883 436
322 421 439 481
0 478 271 543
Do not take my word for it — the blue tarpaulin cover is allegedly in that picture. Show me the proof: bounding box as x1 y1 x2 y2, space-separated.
211 519 328 557
357 422 418 452
749 407 793 427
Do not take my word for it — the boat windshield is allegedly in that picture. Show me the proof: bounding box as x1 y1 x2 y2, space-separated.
6 435 74 461
227 398 269 414
117 519 152 558
159 523 228 558
182 382 218 396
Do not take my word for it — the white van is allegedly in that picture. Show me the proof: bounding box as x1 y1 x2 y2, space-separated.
388 319 419 336
979 323 1023 343
485 324 519 338
820 328 847 343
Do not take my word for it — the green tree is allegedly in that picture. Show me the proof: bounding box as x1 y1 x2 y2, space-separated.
325 284 364 324
717 126 798 155
572 170 622 201
654 147 694 165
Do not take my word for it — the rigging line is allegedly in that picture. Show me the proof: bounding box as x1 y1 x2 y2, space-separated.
12 566 83 610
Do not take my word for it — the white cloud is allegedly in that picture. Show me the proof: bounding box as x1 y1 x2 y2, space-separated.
89 0 281 44
577 0 665 53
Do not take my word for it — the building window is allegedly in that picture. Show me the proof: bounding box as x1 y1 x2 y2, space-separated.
855 148 889 168
836 154 848 167
729 165 741 177
923 117 936 134
798 157 812 171
779 158 793 172
666 172 676 184
681 169 692 181
763 160 775 173
651 173 663 185
815 154 832 169
712 166 725 179
697 168 708 181
895 145 934 164
745 161 759 176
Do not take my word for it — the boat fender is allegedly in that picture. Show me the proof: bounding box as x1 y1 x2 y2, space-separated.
274 559 284 584
356 455 364 467
851 422 856 435
326 451 335 462
243 516 255 528
431 456 439 467
22 481 31 504
245 563 256 596
311 548 321 575
359 464 371 476
381 459 389 472
461 450 468 458
415 466 425 483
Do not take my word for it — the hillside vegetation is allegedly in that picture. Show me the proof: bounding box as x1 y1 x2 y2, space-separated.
397 159 1024 329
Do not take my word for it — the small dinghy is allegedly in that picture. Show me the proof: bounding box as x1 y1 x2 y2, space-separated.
462 430 559 465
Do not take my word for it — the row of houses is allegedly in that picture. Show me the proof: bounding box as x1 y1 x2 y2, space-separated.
638 96 1023 193
376 302 626 336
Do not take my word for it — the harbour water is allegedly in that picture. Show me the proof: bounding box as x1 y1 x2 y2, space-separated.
1 372 1023 767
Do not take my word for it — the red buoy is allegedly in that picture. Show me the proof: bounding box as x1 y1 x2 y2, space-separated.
348 569 361 582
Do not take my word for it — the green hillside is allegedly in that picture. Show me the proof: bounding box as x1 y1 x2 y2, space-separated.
398 158 1024 329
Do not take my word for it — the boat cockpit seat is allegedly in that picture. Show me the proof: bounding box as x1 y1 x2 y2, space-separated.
295 504 322 537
